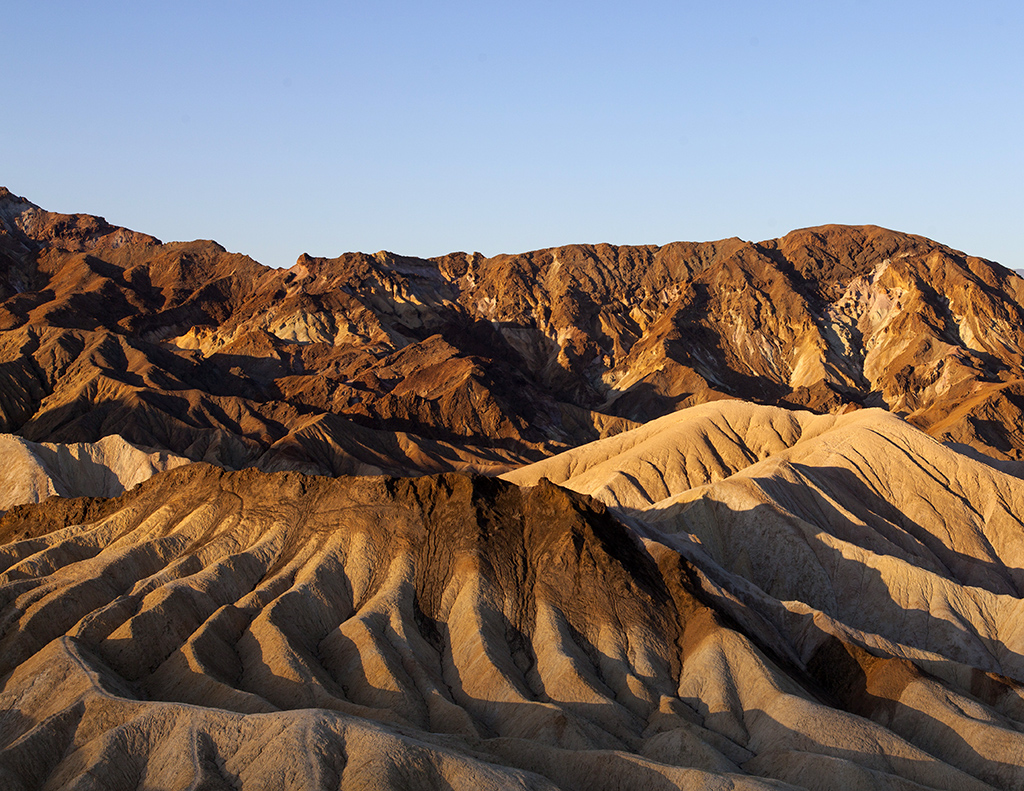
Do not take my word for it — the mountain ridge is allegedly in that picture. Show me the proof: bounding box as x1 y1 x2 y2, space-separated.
2 187 1023 475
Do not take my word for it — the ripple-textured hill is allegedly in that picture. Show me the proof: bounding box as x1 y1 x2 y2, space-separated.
3 453 1021 790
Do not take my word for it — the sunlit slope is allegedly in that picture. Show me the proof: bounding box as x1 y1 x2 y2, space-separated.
0 432 188 513
508 400 1024 788
0 466 1008 790
502 400 844 509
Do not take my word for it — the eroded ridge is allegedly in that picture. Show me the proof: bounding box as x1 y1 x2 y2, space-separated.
0 463 1019 790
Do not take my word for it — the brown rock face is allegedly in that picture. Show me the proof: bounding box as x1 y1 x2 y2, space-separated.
2 188 1023 474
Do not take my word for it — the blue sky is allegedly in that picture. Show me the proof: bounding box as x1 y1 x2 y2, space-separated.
4 2 1022 269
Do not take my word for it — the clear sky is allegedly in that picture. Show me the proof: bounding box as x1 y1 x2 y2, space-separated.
4 1 1022 269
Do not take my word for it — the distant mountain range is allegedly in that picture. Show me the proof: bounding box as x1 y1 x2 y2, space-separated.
2 187 1024 790
2 186 1022 473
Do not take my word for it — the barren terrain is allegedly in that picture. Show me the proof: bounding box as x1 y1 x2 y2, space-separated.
2 188 1024 789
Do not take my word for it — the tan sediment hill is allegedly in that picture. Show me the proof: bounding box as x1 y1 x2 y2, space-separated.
502 400 843 510
0 462 1017 790
0 432 189 513
506 399 1024 786
2 187 1023 470
507 401 1024 660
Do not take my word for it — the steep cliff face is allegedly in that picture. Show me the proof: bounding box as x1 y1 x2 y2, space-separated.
2 187 1023 475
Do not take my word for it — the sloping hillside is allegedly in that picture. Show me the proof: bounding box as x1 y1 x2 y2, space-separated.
2 456 1020 789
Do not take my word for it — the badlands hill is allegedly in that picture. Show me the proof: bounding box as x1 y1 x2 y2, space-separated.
0 433 188 514
3 189 1024 789
2 407 1024 789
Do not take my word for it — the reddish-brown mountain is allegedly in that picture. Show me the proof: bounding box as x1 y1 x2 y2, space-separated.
2 187 1023 474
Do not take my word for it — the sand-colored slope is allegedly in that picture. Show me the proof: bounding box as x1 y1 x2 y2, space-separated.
0 465 1007 790
643 410 1024 683
507 400 1024 788
502 400 844 509
507 402 1024 665
0 433 189 513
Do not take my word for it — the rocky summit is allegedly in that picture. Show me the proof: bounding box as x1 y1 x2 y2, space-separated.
1 187 1024 790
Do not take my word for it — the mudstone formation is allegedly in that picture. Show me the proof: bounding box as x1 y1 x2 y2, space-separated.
1 186 1024 790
